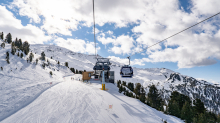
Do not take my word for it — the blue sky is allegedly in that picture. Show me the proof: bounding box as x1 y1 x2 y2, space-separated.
0 0 220 83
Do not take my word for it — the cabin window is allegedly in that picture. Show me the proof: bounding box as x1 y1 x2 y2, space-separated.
89 73 91 77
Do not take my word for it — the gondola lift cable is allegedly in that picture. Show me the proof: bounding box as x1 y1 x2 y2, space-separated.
127 12 220 58
121 12 220 78
91 0 219 77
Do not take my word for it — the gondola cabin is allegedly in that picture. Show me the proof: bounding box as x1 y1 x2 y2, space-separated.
120 65 133 78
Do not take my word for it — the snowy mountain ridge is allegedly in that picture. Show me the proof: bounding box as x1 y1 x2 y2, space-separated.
29 44 220 113
0 41 184 123
0 40 219 122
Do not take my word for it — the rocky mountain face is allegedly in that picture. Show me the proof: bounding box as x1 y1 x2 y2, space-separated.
156 73 220 113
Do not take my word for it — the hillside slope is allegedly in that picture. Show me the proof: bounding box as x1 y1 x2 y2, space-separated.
30 44 220 113
1 75 183 123
0 42 219 122
0 42 74 121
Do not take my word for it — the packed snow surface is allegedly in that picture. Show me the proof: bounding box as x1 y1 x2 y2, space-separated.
1 75 183 123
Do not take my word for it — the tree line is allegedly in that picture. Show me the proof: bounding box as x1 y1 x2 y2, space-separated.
1 32 30 64
116 80 220 123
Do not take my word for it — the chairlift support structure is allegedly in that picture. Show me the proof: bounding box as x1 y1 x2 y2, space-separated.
93 58 111 71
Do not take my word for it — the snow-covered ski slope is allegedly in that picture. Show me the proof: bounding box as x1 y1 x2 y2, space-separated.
0 42 74 121
0 42 184 123
1 42 219 122
29 44 220 112
30 44 219 92
2 75 183 123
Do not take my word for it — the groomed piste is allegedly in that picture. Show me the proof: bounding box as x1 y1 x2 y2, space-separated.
1 75 183 123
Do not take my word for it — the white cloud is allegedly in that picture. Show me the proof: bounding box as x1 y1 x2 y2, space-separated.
108 56 128 65
0 5 51 44
10 0 146 35
130 0 220 68
91 28 100 34
54 37 100 54
191 0 220 15
8 0 220 68
106 30 113 35
98 34 135 55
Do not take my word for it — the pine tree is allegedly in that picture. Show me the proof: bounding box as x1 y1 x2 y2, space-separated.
130 92 133 98
15 37 19 47
125 90 129 96
168 91 191 114
1 42 5 48
47 59 49 65
1 32 3 40
119 84 123 93
193 98 205 115
168 100 180 117
197 113 206 123
41 52 46 60
181 102 193 123
1 67 3 71
11 42 16 55
147 84 163 110
20 53 23 58
6 33 12 44
205 111 217 123
23 41 30 55
117 80 121 88
70 68 75 73
29 52 34 62
6 51 10 64
193 117 198 123
134 83 141 96
65 62 68 67
123 87 126 92
17 52 19 57
42 62 46 69
139 86 146 103
76 69 78 74
18 39 22 50
79 71 82 74
58 61 60 65
50 71 53 76
36 59 38 65
136 94 139 99
217 114 220 122
179 93 191 111
122 81 126 86
128 82 134 92
123 87 126 95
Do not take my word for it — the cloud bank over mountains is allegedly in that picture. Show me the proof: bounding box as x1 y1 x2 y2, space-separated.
1 0 220 68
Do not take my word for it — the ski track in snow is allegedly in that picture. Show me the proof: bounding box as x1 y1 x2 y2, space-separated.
0 81 61 122
1 76 183 123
